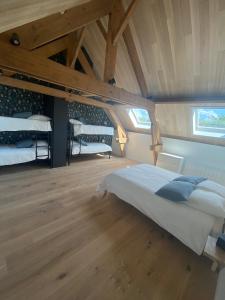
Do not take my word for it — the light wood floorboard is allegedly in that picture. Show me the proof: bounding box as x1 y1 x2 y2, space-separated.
0 156 217 300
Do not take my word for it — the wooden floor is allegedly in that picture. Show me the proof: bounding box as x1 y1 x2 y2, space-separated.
0 156 217 300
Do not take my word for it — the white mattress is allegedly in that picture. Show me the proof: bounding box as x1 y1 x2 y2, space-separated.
0 116 52 132
0 144 49 166
71 142 112 155
72 124 114 136
98 164 223 255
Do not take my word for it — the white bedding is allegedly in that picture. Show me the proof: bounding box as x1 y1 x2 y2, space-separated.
98 164 225 255
0 116 52 132
0 144 49 166
71 124 114 136
72 142 112 155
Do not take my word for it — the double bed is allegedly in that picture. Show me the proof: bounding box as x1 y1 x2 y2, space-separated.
98 164 225 255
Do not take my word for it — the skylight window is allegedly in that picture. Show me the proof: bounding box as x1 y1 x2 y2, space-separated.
193 107 225 138
129 108 151 129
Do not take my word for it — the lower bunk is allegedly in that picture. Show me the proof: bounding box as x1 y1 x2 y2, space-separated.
0 141 50 166
68 141 112 164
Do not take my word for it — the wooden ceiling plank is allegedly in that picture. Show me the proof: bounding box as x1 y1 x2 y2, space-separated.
0 41 153 109
0 75 112 109
67 27 86 68
113 0 140 46
96 19 107 40
123 25 148 97
0 0 113 50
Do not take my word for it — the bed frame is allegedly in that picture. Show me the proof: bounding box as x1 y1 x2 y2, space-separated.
68 123 112 165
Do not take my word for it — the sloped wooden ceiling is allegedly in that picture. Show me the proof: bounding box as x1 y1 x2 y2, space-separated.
83 0 225 99
0 0 89 33
1 0 225 100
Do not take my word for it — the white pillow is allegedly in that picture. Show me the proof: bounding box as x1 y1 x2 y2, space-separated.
198 180 225 198
186 189 225 218
28 114 51 121
69 119 82 125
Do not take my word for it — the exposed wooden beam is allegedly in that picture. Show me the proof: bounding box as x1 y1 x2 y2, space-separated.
0 75 112 109
78 50 96 78
0 41 153 109
113 0 140 46
67 27 86 68
33 36 68 58
97 2 148 98
107 108 128 156
96 19 107 40
104 0 124 82
152 96 225 103
148 109 162 165
0 0 113 50
123 26 148 98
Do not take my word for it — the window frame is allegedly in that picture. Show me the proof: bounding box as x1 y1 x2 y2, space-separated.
128 108 151 130
192 107 225 138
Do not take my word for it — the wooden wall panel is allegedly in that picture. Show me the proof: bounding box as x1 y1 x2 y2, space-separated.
0 0 89 33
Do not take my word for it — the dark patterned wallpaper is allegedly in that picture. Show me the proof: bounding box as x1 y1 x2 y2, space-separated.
0 84 113 145
0 82 45 144
0 51 113 145
68 102 113 145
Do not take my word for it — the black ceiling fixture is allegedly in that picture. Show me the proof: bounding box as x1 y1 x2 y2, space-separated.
10 33 21 46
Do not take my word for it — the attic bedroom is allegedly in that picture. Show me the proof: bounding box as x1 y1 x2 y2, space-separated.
0 0 225 299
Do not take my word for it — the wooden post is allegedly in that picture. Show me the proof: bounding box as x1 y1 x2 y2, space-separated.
149 106 162 165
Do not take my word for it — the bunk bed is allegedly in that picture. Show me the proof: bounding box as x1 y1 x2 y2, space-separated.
68 119 114 164
0 115 51 166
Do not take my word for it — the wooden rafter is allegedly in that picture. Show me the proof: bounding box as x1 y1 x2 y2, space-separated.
113 0 140 46
149 109 162 165
0 0 113 50
0 75 112 109
96 19 107 40
67 27 86 68
97 2 148 98
33 37 68 58
123 26 148 98
0 41 153 109
78 50 96 78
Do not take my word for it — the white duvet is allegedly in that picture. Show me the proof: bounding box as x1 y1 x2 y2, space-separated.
71 142 112 155
0 116 52 132
98 164 225 255
71 124 114 136
0 144 49 166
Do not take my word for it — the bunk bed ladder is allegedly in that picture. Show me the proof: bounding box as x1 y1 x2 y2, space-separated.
35 132 51 161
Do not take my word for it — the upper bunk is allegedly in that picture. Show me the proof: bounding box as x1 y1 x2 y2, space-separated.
69 119 114 136
0 115 52 132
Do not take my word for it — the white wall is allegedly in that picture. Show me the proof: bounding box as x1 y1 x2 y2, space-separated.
112 132 225 185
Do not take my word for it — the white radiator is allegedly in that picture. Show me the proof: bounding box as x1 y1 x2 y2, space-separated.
157 152 184 173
